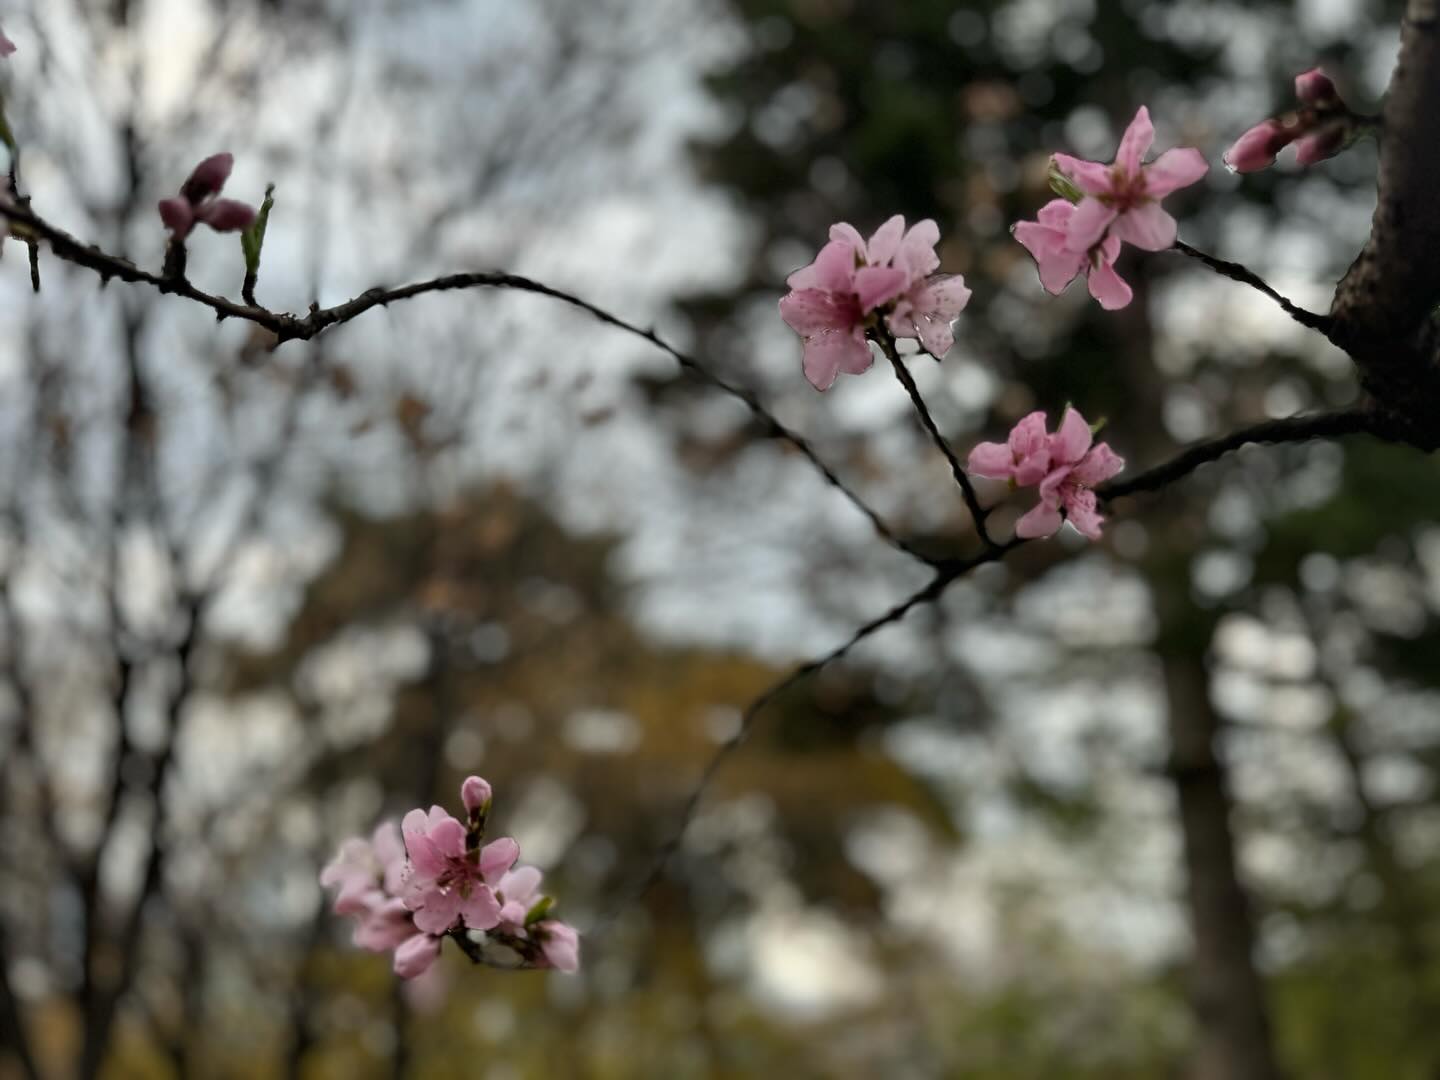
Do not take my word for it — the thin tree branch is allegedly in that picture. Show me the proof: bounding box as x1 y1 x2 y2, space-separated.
1 204 931 567
1173 241 1334 337
871 328 997 550
1099 409 1391 502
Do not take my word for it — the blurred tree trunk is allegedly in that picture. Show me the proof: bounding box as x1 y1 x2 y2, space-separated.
1119 277 1283 1080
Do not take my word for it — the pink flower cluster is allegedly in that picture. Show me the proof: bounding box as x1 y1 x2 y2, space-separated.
779 215 971 391
1013 107 1208 310
1224 69 1353 173
320 775 580 980
967 407 1124 540
158 153 257 239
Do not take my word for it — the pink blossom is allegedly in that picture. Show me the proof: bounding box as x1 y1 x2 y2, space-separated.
535 920 581 973
1052 106 1208 254
352 895 418 953
400 805 518 935
780 215 968 389
1012 199 1132 310
969 408 1124 541
158 152 257 238
0 28 15 57
319 821 406 915
393 933 442 980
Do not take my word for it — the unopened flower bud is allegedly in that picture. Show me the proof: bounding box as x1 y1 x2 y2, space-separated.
1294 68 1338 107
461 775 492 817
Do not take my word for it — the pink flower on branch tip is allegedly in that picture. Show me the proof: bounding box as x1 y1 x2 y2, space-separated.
779 215 969 391
461 775 492 816
536 921 581 973
968 407 1124 541
158 152 257 238
1051 106 1209 255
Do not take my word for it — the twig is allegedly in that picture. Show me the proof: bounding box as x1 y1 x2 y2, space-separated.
1173 240 1334 337
0 204 931 567
1099 409 1388 502
871 328 997 550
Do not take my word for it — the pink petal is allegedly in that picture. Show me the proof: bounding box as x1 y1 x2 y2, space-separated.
354 897 415 952
1062 488 1105 539
914 316 956 358
1070 442 1125 486
1036 199 1076 228
401 809 447 880
1013 219 1083 295
181 153 234 203
1087 259 1133 310
410 888 463 935
1063 198 1118 253
459 886 502 931
499 900 528 927
426 815 467 859
1050 154 1112 196
828 222 867 255
158 198 194 235
967 441 1017 479
854 265 909 312
865 215 906 265
194 197 257 233
393 933 442 980
0 30 16 57
500 865 543 906
803 329 872 391
1143 147 1208 198
1112 203 1178 251
1015 502 1064 539
1051 407 1094 465
897 218 941 277
479 837 520 885
786 239 857 293
1115 106 1154 175
779 289 857 337
1009 412 1053 487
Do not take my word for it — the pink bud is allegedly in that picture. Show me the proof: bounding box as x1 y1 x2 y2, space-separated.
1294 125 1347 166
194 197 257 233
1223 121 1290 173
181 153 235 204
393 933 442 980
1294 68 1337 107
538 921 581 973
158 197 195 236
0 28 16 57
460 776 492 815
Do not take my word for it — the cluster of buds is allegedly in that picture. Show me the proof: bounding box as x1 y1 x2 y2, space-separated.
967 408 1124 540
778 215 971 391
1224 69 1364 173
321 775 580 981
158 153 257 240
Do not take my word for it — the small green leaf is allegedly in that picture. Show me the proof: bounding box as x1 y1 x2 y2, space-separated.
241 184 274 272
523 896 555 926
1047 160 1083 204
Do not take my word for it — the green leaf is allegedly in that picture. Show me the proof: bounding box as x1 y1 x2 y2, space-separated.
1047 159 1083 204
241 183 275 282
524 896 555 926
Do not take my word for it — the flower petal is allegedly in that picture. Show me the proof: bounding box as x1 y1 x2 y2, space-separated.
828 222 867 255
393 934 442 980
897 218 941 277
854 265 909 312
1051 407 1093 465
786 238 857 293
1062 488 1105 539
1112 203 1177 251
1062 198 1118 253
1143 147 1208 198
865 215 905 265
460 886 502 931
1087 259 1133 310
1015 502 1064 539
479 837 521 885
802 330 872 391
779 289 853 336
1116 106 1154 175
1070 443 1125 487
967 441 1016 479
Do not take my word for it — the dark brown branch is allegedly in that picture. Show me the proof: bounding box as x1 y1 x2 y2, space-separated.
871 329 997 550
1099 409 1391 502
1 204 931 567
1173 241 1334 337
1331 0 1440 342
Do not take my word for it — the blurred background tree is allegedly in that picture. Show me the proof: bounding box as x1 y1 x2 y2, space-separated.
2 1 1440 1078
